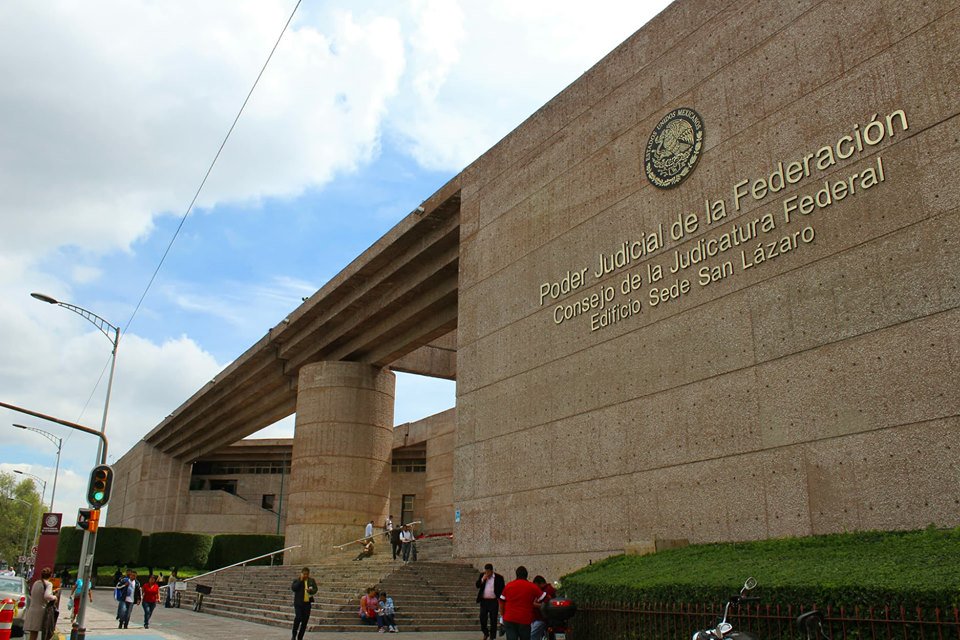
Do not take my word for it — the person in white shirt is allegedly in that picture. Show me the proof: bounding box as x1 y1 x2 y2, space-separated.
399 525 415 562
364 521 374 539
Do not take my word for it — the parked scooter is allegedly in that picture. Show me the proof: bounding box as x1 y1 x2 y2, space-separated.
692 577 761 640
542 596 577 639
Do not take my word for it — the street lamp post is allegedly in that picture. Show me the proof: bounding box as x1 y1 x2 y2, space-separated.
32 292 120 640
12 424 62 512
13 470 47 548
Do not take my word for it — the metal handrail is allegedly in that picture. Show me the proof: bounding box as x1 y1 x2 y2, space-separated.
159 544 301 590
332 521 422 550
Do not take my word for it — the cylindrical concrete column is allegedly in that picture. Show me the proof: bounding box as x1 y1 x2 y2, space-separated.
285 361 395 564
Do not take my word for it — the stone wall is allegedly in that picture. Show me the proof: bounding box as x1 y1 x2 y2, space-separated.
106 441 191 532
454 0 960 578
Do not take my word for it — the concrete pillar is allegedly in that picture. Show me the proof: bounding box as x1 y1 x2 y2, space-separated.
285 361 395 564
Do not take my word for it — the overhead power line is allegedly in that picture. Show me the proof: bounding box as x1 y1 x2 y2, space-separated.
123 0 304 336
74 0 303 427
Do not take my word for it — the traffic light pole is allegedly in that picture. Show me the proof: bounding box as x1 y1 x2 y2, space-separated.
0 402 110 640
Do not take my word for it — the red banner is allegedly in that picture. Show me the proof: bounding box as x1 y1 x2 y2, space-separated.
29 513 61 584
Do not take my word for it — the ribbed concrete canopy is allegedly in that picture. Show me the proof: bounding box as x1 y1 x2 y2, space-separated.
144 182 461 461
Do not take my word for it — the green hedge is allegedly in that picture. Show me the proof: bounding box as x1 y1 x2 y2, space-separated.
148 532 212 569
206 534 285 569
138 535 151 566
561 528 960 610
55 528 82 565
54 527 141 568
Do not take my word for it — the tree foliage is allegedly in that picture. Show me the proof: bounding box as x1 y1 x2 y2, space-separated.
0 472 47 567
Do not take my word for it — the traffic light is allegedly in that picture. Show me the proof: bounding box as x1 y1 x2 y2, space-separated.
87 464 114 508
76 508 101 532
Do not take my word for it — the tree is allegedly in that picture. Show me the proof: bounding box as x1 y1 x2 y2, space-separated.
0 472 47 570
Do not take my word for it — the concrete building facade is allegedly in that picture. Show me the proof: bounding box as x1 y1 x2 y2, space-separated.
107 0 960 577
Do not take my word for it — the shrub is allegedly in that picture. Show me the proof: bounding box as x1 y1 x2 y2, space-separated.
561 528 960 610
148 532 212 569
54 528 82 565
55 527 140 568
206 534 285 569
96 528 142 567
138 535 151 567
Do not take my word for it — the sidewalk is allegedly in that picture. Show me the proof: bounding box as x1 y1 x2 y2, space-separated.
63 589 481 640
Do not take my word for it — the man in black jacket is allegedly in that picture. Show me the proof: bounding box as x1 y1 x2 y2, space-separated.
291 567 318 640
390 525 402 560
476 563 505 639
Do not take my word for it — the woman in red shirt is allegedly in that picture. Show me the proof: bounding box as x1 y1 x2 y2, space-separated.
141 574 161 629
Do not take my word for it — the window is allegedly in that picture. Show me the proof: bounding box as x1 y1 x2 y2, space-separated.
262 494 276 510
391 458 426 473
191 460 291 476
401 494 415 526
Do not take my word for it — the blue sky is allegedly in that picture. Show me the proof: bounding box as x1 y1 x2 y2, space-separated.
0 0 671 524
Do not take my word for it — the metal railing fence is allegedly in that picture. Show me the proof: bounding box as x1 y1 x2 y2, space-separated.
571 601 960 640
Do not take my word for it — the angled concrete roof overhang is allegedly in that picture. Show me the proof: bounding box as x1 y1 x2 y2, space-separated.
144 180 462 461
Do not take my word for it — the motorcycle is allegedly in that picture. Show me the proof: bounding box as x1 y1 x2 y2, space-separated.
692 577 761 640
542 596 577 639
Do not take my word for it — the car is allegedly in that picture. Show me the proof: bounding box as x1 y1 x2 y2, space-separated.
0 575 27 637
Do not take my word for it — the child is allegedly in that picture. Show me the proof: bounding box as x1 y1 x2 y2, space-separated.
377 590 397 633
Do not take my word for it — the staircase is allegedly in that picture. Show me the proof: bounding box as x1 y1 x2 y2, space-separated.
178 541 479 632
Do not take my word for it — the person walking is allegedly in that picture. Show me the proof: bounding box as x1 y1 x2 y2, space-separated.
499 566 542 640
69 578 92 625
23 567 57 640
476 563 505 640
365 520 374 539
530 576 556 640
291 567 318 640
399 525 414 562
384 515 394 534
390 524 402 560
164 570 178 608
141 574 160 629
116 569 142 629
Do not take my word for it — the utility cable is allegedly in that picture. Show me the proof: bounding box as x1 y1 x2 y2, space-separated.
122 0 303 336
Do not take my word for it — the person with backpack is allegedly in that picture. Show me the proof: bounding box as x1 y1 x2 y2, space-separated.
115 569 142 629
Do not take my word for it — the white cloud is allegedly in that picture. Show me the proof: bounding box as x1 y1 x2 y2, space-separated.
0 1 406 260
387 0 672 170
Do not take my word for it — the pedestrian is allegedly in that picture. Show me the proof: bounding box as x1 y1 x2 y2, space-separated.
290 567 318 640
164 570 178 608
499 566 542 640
354 538 375 561
23 567 57 640
69 578 92 624
476 563 505 640
530 575 556 640
377 590 398 633
359 587 378 626
384 515 394 533
116 569 142 629
390 524 402 560
365 520 374 539
113 567 124 620
399 525 414 562
141 574 160 629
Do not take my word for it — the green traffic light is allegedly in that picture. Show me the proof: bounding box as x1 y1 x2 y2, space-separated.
94 491 104 500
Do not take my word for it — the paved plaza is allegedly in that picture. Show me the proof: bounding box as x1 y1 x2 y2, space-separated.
64 589 479 640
